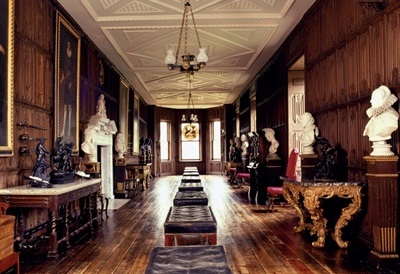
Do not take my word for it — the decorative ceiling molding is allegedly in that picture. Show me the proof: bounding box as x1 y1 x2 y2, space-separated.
59 0 314 108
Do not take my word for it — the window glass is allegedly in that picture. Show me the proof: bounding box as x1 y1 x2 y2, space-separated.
160 121 169 160
181 123 200 160
212 121 221 160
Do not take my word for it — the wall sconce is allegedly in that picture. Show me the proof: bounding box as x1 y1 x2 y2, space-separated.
358 0 386 11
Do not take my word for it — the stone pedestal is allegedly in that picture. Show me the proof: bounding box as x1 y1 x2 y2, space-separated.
114 158 126 198
365 156 399 270
300 154 318 180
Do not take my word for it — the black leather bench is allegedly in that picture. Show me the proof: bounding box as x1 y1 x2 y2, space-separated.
145 245 233 274
173 191 208 206
181 175 201 183
183 171 200 176
178 182 204 192
164 205 217 246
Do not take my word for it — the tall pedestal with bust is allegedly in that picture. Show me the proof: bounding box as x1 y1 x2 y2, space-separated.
365 156 399 270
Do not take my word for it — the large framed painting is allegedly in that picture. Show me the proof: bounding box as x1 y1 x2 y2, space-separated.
0 0 14 157
54 12 81 154
119 79 129 152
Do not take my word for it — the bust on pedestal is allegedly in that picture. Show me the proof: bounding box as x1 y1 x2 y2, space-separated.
298 112 319 180
363 86 399 270
114 132 126 197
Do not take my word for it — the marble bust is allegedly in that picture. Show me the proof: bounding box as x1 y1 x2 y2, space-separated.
81 125 96 162
298 112 319 154
263 128 279 158
115 132 126 158
240 134 249 158
363 85 398 156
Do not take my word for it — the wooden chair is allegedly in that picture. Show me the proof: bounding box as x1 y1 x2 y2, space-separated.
267 148 299 211
0 202 20 274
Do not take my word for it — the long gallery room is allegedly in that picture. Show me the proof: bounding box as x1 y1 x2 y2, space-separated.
1 0 400 273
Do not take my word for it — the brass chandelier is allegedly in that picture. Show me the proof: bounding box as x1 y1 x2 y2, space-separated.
165 0 208 77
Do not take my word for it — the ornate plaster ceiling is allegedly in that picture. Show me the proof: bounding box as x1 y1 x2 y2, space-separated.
58 0 315 109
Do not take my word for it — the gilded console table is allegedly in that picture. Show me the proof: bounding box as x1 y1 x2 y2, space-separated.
0 178 101 258
281 177 364 248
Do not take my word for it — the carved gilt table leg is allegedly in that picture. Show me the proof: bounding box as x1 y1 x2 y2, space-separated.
332 186 362 248
303 187 327 248
283 182 310 232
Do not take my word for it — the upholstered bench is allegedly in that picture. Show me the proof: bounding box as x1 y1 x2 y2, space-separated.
183 171 200 176
181 175 201 182
164 205 217 246
173 191 208 206
145 245 233 274
178 182 204 192
184 166 198 171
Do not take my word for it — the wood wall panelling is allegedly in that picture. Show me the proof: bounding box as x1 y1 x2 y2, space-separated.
387 10 400 88
358 31 372 96
337 45 347 104
370 18 386 88
346 38 359 100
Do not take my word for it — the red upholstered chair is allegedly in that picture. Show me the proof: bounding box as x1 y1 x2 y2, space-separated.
267 148 299 211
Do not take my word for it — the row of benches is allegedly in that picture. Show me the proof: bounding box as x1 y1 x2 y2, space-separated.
145 167 233 273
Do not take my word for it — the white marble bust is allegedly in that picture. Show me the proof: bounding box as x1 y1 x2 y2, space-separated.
363 85 398 156
263 128 279 158
240 134 249 158
81 125 96 162
298 112 319 154
115 132 126 159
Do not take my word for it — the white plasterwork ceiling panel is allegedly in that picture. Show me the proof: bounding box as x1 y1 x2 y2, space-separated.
58 0 315 108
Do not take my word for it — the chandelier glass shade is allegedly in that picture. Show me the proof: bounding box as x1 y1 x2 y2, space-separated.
182 80 198 124
165 0 208 77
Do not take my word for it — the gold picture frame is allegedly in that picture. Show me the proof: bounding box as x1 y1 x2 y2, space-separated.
119 79 129 152
0 0 15 157
54 12 81 155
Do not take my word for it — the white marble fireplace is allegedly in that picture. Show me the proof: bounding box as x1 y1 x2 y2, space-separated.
83 115 117 199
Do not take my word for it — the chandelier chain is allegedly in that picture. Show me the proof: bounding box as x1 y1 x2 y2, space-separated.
175 5 186 63
189 4 202 49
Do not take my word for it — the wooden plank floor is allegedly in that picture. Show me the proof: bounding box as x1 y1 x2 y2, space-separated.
19 175 378 274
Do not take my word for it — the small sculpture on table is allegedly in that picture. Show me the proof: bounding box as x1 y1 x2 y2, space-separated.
313 136 336 181
50 137 75 184
139 137 146 163
144 138 152 163
29 138 52 187
363 85 399 156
